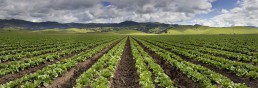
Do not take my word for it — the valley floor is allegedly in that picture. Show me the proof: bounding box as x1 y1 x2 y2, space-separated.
0 33 258 88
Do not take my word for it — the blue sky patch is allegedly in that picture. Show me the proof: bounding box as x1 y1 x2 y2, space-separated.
194 0 238 20
212 0 238 10
101 1 111 7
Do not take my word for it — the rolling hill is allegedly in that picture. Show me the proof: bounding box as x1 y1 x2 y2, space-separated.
1 19 258 35
166 26 258 35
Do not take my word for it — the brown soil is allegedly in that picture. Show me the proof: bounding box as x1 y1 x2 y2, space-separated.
0 41 106 84
47 39 122 88
145 40 258 88
144 59 159 87
173 52 258 88
174 43 255 65
110 38 140 88
1 50 60 65
0 53 75 84
188 43 252 56
1 43 83 64
134 38 201 88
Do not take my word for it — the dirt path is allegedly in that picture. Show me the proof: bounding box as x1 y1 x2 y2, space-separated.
47 39 122 88
0 42 105 84
111 38 140 88
134 38 201 88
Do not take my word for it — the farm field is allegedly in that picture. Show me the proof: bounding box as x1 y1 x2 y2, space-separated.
1 0 258 88
0 33 258 88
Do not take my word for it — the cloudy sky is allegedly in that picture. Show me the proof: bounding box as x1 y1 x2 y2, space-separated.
0 0 257 27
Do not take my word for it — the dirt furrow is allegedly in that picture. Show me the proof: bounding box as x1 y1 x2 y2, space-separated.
111 38 140 88
173 52 258 88
143 39 258 88
0 42 104 84
134 38 201 88
47 39 122 88
1 50 63 65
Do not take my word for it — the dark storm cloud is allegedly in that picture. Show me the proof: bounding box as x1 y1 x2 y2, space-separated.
0 0 214 23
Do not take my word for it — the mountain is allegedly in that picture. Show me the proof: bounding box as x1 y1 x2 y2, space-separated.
0 19 171 33
1 19 257 34
118 21 139 26
0 19 69 30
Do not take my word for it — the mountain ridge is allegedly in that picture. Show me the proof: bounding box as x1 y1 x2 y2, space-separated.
0 19 171 30
0 19 257 34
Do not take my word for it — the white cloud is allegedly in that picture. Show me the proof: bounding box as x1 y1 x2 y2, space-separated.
0 0 214 23
195 0 258 27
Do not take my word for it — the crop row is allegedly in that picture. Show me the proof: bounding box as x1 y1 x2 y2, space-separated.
157 40 257 64
0 42 86 62
130 38 175 88
134 37 247 88
0 37 121 87
75 38 126 88
0 37 116 77
140 38 258 79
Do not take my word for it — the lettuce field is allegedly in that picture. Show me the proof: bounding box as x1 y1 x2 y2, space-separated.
0 34 258 88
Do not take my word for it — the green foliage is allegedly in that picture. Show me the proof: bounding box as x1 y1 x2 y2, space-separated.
246 71 258 79
166 26 258 35
130 38 175 88
0 34 123 88
75 38 126 88
134 36 251 88
148 27 162 34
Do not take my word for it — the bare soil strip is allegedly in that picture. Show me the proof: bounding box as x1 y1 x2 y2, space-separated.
173 52 258 88
0 42 77 64
134 38 201 88
110 38 140 88
47 39 122 88
175 44 255 65
1 50 62 65
188 43 254 57
145 40 258 88
0 53 76 84
0 42 106 84
144 60 159 87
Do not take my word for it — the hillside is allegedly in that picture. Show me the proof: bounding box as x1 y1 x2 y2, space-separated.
33 28 95 34
108 30 153 35
0 19 170 33
1 19 258 35
165 26 258 35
